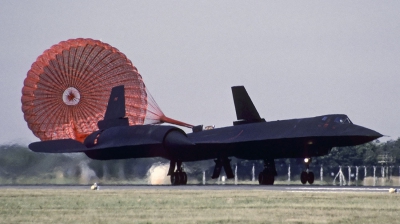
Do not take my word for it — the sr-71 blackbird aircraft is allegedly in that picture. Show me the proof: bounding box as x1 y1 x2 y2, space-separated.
29 85 382 185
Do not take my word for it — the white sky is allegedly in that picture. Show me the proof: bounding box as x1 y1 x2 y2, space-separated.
1 1 399 145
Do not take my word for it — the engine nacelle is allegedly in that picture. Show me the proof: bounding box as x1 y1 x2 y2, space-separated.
83 125 193 160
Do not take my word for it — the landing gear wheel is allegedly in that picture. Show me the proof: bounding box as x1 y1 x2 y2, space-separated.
170 173 180 185
179 172 187 185
169 161 188 186
300 171 308 184
265 172 274 185
307 172 314 184
258 171 274 185
258 159 277 185
258 172 263 185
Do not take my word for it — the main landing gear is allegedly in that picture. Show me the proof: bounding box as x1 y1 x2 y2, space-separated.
300 158 314 184
168 161 187 185
211 157 234 180
258 159 277 185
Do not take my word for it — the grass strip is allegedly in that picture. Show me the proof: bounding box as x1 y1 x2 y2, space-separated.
0 189 398 223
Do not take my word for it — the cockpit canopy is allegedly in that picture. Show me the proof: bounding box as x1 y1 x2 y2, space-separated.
321 115 352 124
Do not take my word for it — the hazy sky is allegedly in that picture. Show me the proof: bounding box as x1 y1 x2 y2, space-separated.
1 1 399 144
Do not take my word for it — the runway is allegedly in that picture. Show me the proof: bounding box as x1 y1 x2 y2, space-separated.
0 184 394 193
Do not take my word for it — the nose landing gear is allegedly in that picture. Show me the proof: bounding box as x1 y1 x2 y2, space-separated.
300 158 314 184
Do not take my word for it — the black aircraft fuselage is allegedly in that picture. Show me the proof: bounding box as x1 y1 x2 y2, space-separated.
80 114 378 162
29 86 382 185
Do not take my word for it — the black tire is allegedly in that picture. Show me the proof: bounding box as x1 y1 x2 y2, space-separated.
170 173 180 185
307 172 314 184
259 171 274 185
258 172 264 185
265 173 274 185
180 172 187 185
300 171 308 184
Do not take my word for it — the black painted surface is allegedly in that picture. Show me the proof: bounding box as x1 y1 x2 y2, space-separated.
97 85 129 130
28 86 382 163
29 114 382 162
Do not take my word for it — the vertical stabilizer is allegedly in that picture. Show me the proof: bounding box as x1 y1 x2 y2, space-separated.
231 86 265 125
97 85 129 129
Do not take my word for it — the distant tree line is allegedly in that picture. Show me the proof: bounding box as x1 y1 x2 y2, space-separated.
0 138 399 184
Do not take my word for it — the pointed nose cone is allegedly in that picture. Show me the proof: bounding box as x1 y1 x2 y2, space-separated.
340 124 383 145
352 125 383 138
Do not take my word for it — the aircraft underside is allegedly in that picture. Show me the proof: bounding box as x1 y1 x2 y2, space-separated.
82 140 332 186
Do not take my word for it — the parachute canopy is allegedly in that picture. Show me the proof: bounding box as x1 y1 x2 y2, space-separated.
22 38 192 142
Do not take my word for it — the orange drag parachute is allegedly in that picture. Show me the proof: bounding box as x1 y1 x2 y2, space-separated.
22 38 192 142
